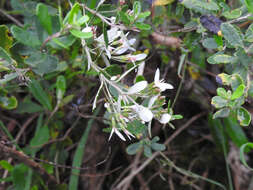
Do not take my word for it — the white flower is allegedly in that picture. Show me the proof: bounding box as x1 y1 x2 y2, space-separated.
131 105 153 122
113 38 136 55
154 68 173 91
127 81 148 94
159 113 172 124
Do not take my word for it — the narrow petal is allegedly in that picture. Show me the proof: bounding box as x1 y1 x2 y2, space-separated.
148 95 158 108
114 128 126 141
108 127 115 141
134 53 147 61
154 68 160 83
156 82 174 91
127 81 148 94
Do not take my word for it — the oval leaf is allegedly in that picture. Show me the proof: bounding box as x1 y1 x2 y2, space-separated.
237 107 251 126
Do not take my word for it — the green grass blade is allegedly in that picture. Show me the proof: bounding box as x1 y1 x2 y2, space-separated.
68 107 101 190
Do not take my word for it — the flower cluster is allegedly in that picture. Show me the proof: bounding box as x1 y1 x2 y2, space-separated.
103 68 176 141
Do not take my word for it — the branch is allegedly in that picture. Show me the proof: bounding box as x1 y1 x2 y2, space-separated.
151 32 182 48
0 142 58 187
115 112 206 189
0 8 24 27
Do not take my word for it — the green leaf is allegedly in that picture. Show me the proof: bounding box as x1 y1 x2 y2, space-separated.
24 52 58 76
36 3 52 34
103 23 109 48
11 26 41 47
133 1 141 18
0 46 14 64
213 34 223 48
211 96 228 108
76 15 89 25
0 160 13 171
224 117 248 148
213 108 230 119
138 11 151 19
144 144 152 157
29 125 50 153
0 96 18 110
68 3 80 24
245 23 253 42
0 73 18 85
16 98 43 114
181 0 219 14
244 0 253 14
0 25 13 52
237 107 251 126
217 88 228 99
202 38 218 49
12 164 28 190
240 143 253 170
68 107 100 190
56 75 66 101
126 142 142 155
151 143 166 151
105 64 122 76
231 84 245 100
51 35 76 49
221 23 244 48
134 22 151 30
118 11 130 25
127 120 146 137
216 73 231 85
212 54 235 64
70 29 93 39
28 79 52 111
208 115 228 152
230 74 244 91
222 9 241 19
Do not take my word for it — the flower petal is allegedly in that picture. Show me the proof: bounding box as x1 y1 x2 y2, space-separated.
154 68 160 83
156 82 174 91
137 106 153 122
114 128 126 141
159 113 172 124
127 81 148 94
148 95 158 108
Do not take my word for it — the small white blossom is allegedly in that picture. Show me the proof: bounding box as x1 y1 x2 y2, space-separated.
113 38 136 55
127 81 148 94
159 113 172 124
154 68 173 91
131 105 153 122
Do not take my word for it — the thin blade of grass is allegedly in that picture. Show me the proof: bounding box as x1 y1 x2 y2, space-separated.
68 106 101 190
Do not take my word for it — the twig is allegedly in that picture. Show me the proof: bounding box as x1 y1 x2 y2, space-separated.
1 114 38 184
151 32 182 48
115 112 206 189
0 8 24 27
81 3 139 32
228 13 253 24
0 142 58 187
